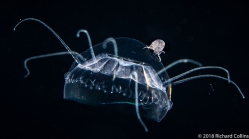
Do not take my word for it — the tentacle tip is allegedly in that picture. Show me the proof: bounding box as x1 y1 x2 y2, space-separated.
24 73 30 78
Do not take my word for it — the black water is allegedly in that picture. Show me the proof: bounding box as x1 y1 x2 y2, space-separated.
1 1 249 138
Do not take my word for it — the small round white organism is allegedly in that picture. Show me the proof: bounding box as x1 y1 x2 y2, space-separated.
143 39 165 61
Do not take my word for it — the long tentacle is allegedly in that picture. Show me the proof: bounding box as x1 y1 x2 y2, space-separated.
23 51 84 77
14 18 82 64
131 71 148 132
171 74 245 99
157 59 202 75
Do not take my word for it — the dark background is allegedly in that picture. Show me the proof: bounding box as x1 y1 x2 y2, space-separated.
1 0 249 138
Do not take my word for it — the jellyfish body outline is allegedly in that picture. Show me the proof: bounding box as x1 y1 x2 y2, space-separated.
14 18 245 132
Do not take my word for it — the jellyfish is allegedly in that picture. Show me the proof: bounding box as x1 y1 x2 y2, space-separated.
14 18 245 132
